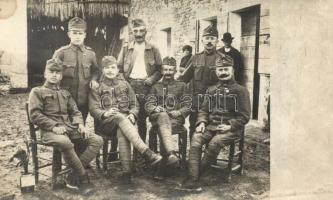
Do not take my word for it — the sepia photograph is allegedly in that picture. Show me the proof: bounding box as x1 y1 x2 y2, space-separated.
0 0 332 199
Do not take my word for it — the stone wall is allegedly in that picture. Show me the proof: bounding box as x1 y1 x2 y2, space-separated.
129 0 271 124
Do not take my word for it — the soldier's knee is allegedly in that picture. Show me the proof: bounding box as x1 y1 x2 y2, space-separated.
157 112 169 119
94 134 104 147
57 136 74 150
114 113 127 122
191 134 204 148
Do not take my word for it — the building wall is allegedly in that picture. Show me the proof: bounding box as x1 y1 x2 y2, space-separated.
129 0 270 124
0 0 28 88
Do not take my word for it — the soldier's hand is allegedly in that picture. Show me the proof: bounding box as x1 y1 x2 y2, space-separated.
127 114 136 124
78 124 89 138
90 80 100 89
143 79 153 86
154 106 165 113
104 108 119 117
169 110 182 118
216 124 231 133
52 126 67 135
196 123 205 133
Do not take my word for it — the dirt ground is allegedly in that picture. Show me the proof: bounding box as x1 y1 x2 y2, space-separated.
0 93 270 200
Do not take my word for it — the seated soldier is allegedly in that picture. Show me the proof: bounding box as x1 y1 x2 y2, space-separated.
29 59 103 196
89 56 162 184
146 57 191 180
180 54 251 191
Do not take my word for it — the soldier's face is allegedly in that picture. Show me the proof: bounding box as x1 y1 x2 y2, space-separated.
103 64 119 79
133 26 146 43
216 66 233 81
44 69 62 84
162 65 176 80
68 29 86 45
202 36 218 50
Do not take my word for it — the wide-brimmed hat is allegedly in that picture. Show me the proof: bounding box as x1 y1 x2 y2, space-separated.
221 32 234 42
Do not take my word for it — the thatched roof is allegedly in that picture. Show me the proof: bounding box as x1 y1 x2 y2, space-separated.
28 0 130 21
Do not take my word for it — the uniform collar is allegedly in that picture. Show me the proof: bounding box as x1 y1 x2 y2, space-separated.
44 81 60 90
162 77 175 85
217 78 236 88
128 41 152 50
102 77 120 85
204 48 216 55
70 43 84 52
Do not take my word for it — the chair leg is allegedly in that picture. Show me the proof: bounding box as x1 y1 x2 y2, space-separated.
102 139 108 171
149 128 158 153
179 133 187 169
238 139 244 175
96 152 101 169
52 148 62 189
227 143 235 182
31 142 39 183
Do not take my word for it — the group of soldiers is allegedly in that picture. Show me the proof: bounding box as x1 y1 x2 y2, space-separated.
28 16 251 196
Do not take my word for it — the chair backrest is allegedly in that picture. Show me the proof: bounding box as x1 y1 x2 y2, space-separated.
26 103 38 141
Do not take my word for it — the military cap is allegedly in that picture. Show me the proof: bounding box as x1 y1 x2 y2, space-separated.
162 57 177 67
132 18 146 28
68 17 87 31
45 58 63 71
216 53 234 67
202 25 218 37
101 56 117 68
182 45 192 53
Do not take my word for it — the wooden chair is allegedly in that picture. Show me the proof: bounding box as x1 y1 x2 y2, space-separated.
148 125 187 168
95 121 121 171
210 128 245 182
25 103 70 189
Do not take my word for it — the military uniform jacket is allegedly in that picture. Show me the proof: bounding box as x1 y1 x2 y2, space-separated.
117 41 163 83
146 78 191 124
196 79 251 132
52 44 100 107
29 82 84 132
89 78 139 123
179 50 220 108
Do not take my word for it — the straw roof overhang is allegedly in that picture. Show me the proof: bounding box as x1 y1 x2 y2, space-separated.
28 0 130 21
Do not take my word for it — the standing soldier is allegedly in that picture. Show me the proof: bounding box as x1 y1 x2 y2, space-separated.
180 54 251 191
52 17 100 122
146 57 191 180
89 56 162 185
218 32 244 85
29 59 103 196
179 25 222 141
117 18 163 143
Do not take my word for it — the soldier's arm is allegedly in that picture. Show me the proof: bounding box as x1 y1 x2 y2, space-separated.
145 86 159 115
90 51 101 82
126 82 139 118
228 87 251 131
67 92 84 125
117 46 125 78
147 47 163 83
195 89 211 127
52 48 64 61
179 56 194 83
88 86 105 122
28 88 59 131
178 83 192 118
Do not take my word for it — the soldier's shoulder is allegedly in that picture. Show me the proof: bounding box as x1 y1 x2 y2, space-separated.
174 80 186 86
60 88 71 95
206 84 218 93
30 86 43 93
84 45 94 51
55 45 71 52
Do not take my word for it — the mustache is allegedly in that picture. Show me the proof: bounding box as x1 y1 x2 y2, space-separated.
219 74 229 78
